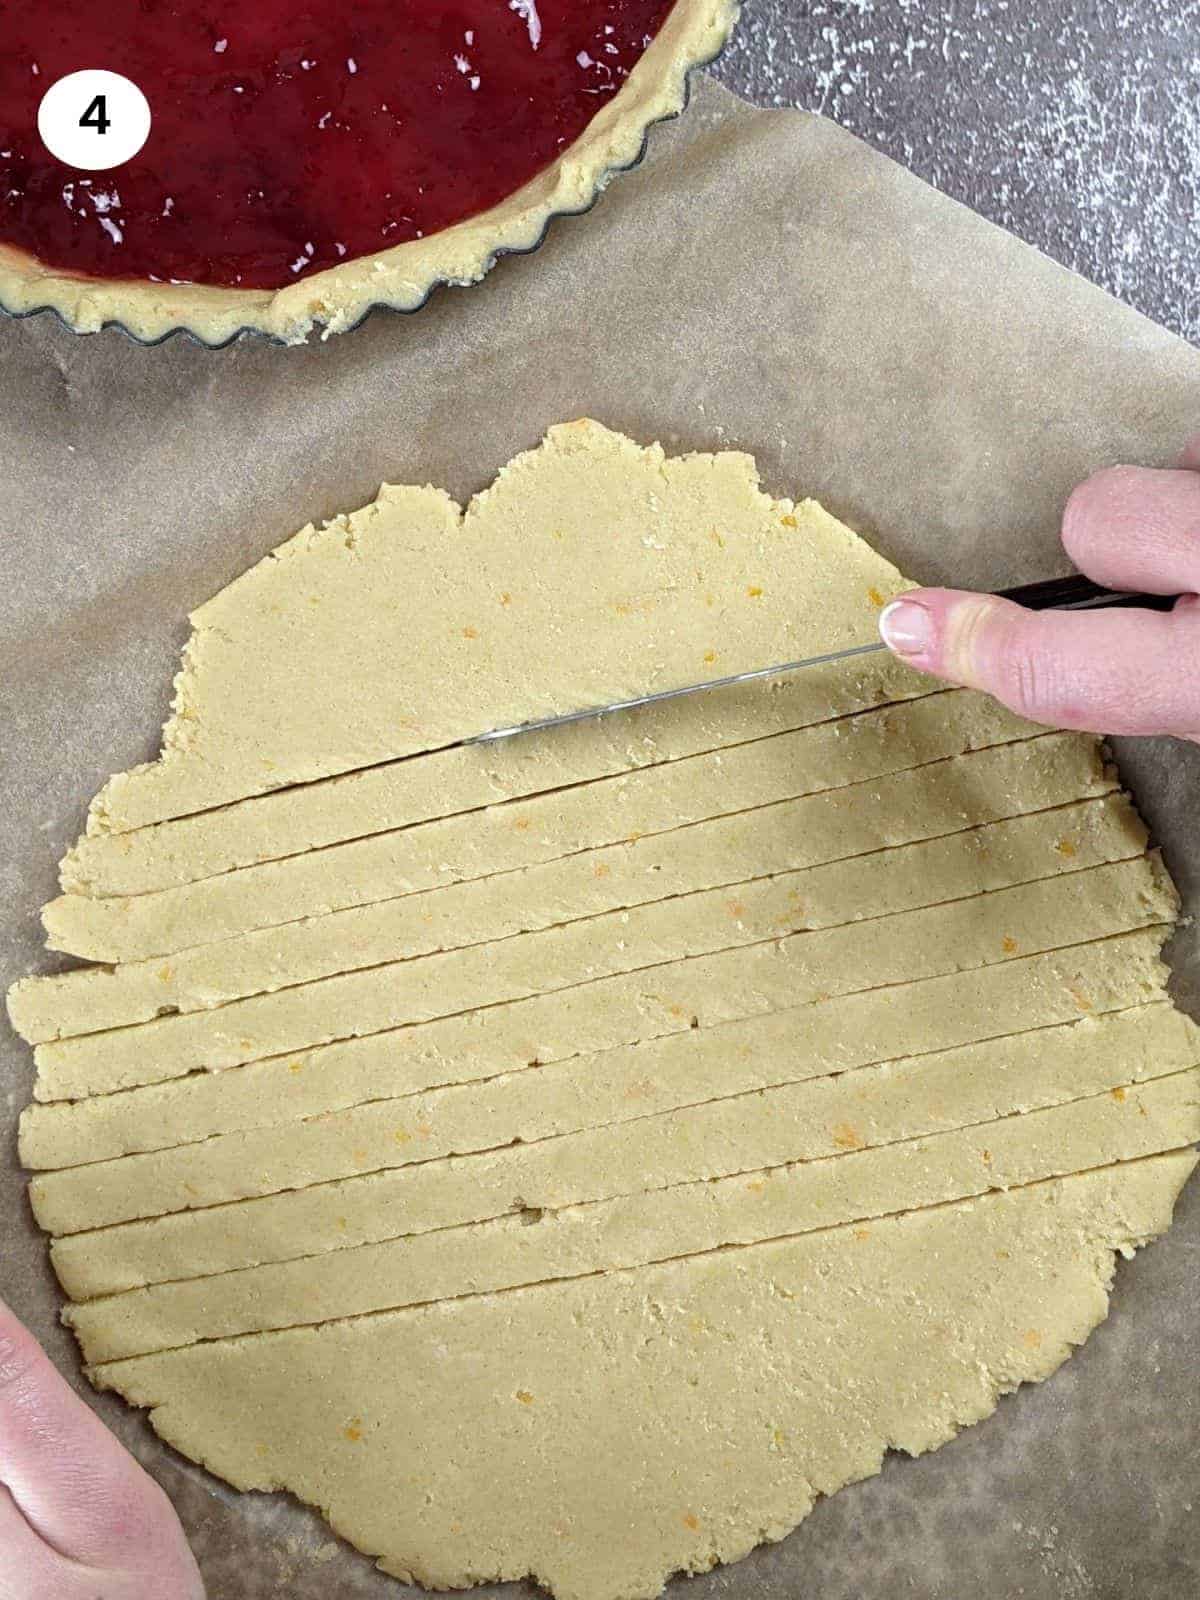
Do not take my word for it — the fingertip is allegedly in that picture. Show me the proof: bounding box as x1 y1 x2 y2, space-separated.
1060 464 1138 570
879 588 1006 690
878 593 935 659
1060 477 1096 568
1061 462 1200 594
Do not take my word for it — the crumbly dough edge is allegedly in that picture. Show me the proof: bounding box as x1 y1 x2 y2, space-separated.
0 1 739 346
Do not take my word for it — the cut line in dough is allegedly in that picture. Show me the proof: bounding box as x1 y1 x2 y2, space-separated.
12 775 1133 1043
44 923 1176 1302
60 672 948 903
29 853 1175 1106
33 920 1171 1210
65 1041 1200 1363
44 688 1028 965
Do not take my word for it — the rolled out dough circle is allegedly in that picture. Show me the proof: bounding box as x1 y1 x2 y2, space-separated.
11 423 1198 1600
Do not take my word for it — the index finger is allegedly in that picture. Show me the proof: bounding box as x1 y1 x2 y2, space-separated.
1063 464 1200 596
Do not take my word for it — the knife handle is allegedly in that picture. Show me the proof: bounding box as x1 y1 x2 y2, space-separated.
997 575 1182 614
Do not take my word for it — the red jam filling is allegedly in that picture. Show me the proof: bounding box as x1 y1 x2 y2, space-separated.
0 2 676 292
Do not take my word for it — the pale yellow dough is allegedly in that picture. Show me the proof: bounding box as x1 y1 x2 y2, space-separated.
11 424 1199 1600
0 2 739 345
10 753 1124 1039
43 690 1033 966
91 1159 1196 1600
79 421 918 833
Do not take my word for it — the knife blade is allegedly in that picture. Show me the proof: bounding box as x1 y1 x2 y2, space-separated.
467 575 1182 745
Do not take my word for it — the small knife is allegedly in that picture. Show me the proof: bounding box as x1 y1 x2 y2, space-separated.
469 575 1182 745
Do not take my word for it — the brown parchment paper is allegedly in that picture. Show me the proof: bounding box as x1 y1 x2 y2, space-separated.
1 79 1199 1600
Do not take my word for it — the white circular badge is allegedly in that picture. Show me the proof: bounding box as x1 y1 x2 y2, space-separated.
37 70 151 171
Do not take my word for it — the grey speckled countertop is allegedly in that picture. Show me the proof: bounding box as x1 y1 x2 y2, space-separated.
715 1 1200 343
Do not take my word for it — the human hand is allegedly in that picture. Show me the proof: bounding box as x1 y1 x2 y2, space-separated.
0 1296 205 1600
878 441 1200 743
